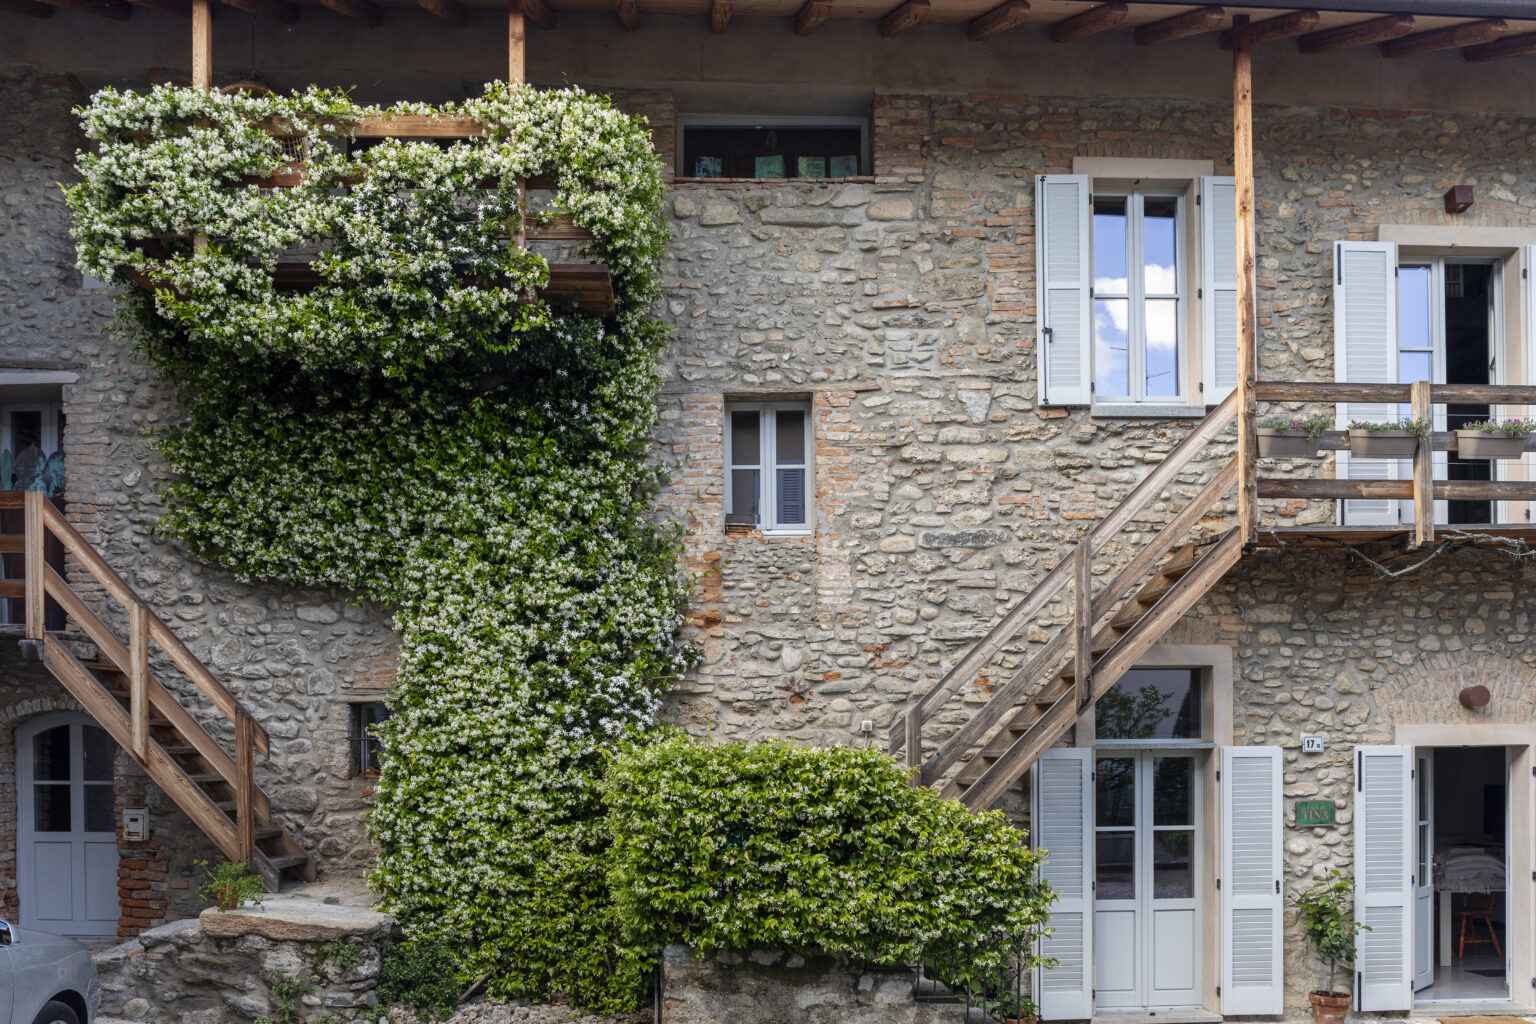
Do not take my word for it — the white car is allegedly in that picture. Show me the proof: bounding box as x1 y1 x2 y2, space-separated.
0 920 99 1024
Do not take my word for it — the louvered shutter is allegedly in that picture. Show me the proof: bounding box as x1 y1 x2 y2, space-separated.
1037 175 1092 406
1032 748 1094 1019
1220 746 1283 1015
1201 176 1240 403
1354 745 1413 1012
1334 241 1400 525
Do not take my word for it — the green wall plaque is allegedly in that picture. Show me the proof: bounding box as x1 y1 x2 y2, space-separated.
1296 800 1336 827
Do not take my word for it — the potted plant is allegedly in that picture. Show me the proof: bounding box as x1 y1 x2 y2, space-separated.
1257 413 1334 458
197 858 266 912
1347 418 1431 459
1296 870 1369 1024
1455 418 1535 460
984 990 1039 1024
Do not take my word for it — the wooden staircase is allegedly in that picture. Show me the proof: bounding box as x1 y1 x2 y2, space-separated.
6 490 312 891
889 392 1243 810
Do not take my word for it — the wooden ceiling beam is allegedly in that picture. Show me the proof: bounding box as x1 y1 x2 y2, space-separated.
0 0 54 16
614 0 639 29
878 0 926 36
1465 30 1536 61
1134 4 1222 46
317 0 378 25
1051 2 1126 43
793 0 830 35
124 0 191 14
516 0 553 29
1298 13 1413 53
1219 8 1316 49
1381 18 1504 57
37 0 131 18
217 0 297 21
417 0 466 25
967 0 1028 41
709 0 729 32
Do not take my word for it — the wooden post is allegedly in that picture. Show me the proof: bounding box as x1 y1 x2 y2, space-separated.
1074 542 1091 709
904 710 922 777
236 715 256 866
1233 15 1258 546
23 490 43 641
192 0 212 91
1411 380 1434 548
509 5 526 84
129 602 149 761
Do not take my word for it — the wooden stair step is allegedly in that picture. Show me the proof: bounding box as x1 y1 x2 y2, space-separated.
255 827 283 841
265 854 309 872
1157 545 1199 579
160 744 199 757
186 772 227 785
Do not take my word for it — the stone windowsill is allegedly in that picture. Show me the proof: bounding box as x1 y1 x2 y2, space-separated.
1092 403 1208 420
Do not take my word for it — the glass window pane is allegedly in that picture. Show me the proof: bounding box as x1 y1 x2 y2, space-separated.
1400 350 1431 385
1153 757 1193 826
1095 298 1131 398
34 784 70 832
85 784 114 833
1096 831 1136 899
730 410 760 466
1093 197 1128 294
10 410 42 453
1152 830 1194 899
1095 669 1202 739
775 409 805 464
1142 196 1179 295
1144 298 1180 398
83 725 114 782
776 468 806 525
34 724 70 781
730 469 760 518
1095 757 1135 827
1399 265 1433 353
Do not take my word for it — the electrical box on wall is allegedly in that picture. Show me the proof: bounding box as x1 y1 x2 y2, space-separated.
122 806 149 842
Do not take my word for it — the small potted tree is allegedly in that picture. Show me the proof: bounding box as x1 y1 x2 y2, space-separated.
1297 870 1368 1024
1455 418 1535 460
1257 413 1334 458
1348 418 1431 459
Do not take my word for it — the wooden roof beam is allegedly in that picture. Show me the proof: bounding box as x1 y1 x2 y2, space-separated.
878 0 927 36
1219 8 1316 49
517 0 553 29
1465 30 1536 61
1298 13 1413 53
967 0 1028 41
709 0 728 32
794 0 830 35
1051 2 1126 43
417 0 466 25
615 0 639 29
37 0 131 18
0 0 53 16
217 0 297 21
1134 4 1222 46
1381 18 1504 57
317 0 378 24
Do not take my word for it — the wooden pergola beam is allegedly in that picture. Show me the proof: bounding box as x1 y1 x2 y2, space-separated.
516 0 553 29
878 0 927 36
1465 30 1536 61
417 0 466 26
1134 4 1222 46
1051 2 1126 43
0 0 53 17
317 0 379 25
1219 8 1316 49
967 0 1028 41
1298 13 1413 53
37 0 132 19
217 0 296 21
793 0 830 35
615 0 639 29
1381 18 1504 57
709 0 729 32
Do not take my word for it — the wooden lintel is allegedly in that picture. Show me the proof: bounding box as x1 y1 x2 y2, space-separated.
1051 2 1126 43
1298 13 1413 53
878 0 927 36
516 0 553 29
1465 30 1536 61
217 0 296 22
1219 8 1316 49
709 0 729 32
317 0 379 25
794 0 830 34
1134 4 1222 46
37 0 131 19
0 0 54 15
417 0 466 25
614 0 639 29
1381 18 1505 58
967 0 1028 41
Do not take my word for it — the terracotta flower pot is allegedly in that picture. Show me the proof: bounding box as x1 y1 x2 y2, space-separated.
1257 429 1324 458
1309 990 1350 1024
1348 429 1418 459
1455 430 1528 460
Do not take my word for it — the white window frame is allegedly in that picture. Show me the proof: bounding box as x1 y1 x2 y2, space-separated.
724 400 813 536
676 115 871 181
1092 188 1189 405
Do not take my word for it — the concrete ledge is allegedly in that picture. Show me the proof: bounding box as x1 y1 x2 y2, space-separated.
198 896 393 942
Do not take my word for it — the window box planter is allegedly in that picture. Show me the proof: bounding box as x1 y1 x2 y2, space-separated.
1257 429 1324 459
1455 430 1529 460
1348 429 1418 459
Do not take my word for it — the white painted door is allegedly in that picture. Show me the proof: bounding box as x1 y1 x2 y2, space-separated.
1033 748 1095 1020
1093 751 1202 1011
17 713 118 937
1220 746 1284 1016
1355 745 1413 1012
1413 749 1434 992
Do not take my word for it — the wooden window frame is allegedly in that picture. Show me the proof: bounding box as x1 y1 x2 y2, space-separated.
724 399 814 536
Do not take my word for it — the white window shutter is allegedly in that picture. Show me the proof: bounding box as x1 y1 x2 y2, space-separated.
1220 746 1284 1016
1200 176 1239 404
1032 748 1094 1020
1037 175 1092 406
1333 241 1400 525
1354 745 1414 1012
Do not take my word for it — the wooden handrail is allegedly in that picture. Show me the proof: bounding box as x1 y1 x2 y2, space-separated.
1255 381 1536 405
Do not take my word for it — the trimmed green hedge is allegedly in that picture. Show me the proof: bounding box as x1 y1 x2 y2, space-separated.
603 734 1055 974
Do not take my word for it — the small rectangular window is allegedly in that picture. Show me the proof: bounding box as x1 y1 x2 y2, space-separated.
350 703 393 777
680 119 868 181
724 400 812 534
1094 668 1201 740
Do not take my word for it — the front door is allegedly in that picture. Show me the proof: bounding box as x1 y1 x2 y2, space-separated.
1093 751 1201 1010
16 713 118 937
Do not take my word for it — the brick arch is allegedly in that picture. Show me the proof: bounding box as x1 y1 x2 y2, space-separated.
1373 651 1536 725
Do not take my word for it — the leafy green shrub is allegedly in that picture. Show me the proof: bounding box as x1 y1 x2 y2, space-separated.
197 858 266 912
603 734 1055 974
1296 870 1369 996
377 938 463 1020
1257 413 1333 439
1348 417 1433 441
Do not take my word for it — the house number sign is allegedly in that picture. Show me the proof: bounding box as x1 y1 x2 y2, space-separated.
1301 735 1324 754
1295 800 1336 827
